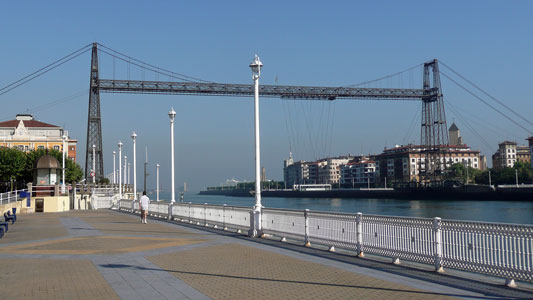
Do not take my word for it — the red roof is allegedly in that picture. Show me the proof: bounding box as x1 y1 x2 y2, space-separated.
0 119 58 128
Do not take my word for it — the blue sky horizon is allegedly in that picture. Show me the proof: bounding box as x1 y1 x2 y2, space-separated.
1 1 532 192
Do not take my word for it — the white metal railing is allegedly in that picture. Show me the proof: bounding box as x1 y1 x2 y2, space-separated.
0 189 27 205
92 196 114 209
116 201 533 284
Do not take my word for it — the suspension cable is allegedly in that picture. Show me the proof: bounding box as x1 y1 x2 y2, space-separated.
97 43 212 83
440 71 531 135
346 63 423 88
440 61 532 127
0 44 92 96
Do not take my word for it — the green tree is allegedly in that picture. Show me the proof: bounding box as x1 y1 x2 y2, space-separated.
0 147 27 189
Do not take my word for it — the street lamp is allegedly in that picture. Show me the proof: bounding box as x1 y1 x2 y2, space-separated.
169 107 176 203
131 132 137 200
118 141 123 198
156 163 160 201
92 144 96 184
112 151 116 184
127 163 131 185
124 156 127 186
62 131 67 194
250 54 263 237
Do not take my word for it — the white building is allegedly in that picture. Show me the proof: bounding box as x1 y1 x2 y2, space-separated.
341 159 377 187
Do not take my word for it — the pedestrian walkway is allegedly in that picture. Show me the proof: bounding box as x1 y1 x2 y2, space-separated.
0 210 530 300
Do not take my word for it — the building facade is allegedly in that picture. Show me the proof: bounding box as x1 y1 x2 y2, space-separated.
0 114 77 161
340 159 377 187
374 144 481 183
284 154 353 188
527 136 533 170
492 141 517 170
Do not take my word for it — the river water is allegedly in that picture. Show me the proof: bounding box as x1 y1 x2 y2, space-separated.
152 192 533 225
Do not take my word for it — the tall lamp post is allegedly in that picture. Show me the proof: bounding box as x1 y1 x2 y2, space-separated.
250 54 263 237
118 141 123 198
169 108 176 203
112 151 116 184
156 163 160 201
62 131 67 194
124 156 127 187
127 163 131 185
131 132 137 199
92 144 96 184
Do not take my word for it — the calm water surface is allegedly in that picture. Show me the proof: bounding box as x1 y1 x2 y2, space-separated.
153 192 533 225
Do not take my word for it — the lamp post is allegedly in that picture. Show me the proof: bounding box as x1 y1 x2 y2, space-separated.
169 107 176 203
515 169 519 187
131 132 137 199
250 54 263 237
124 156 127 188
118 141 123 198
62 131 67 194
127 163 131 185
92 144 96 184
112 151 116 184
156 163 160 201
488 170 492 186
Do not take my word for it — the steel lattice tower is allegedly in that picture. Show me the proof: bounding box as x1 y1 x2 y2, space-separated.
85 43 104 181
420 59 449 181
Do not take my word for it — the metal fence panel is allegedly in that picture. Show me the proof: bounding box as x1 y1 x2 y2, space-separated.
262 208 305 240
308 211 358 250
441 219 533 282
361 214 435 265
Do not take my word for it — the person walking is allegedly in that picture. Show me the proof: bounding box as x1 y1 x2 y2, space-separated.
140 191 150 224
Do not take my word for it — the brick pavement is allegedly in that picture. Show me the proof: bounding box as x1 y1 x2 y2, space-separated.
0 209 529 300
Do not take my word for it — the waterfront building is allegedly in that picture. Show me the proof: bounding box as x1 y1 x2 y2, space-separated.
0 114 77 161
341 158 376 187
373 144 481 184
528 137 533 171
284 154 353 188
492 141 521 170
517 145 531 165
318 156 353 185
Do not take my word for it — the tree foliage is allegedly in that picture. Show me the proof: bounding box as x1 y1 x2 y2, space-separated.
0 147 83 188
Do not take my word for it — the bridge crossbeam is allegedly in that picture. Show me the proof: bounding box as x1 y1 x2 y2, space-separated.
98 79 427 101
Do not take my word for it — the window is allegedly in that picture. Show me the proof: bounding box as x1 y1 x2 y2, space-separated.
38 146 44 150
53 146 60 151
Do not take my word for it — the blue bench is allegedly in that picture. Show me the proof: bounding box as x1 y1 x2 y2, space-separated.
3 212 15 225
0 220 8 238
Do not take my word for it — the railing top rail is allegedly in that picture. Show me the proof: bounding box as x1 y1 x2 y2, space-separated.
440 217 533 228
173 202 253 210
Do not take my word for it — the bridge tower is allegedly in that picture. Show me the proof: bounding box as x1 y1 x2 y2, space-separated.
420 59 449 181
85 43 104 181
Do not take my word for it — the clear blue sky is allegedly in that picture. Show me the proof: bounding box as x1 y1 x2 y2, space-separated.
1 1 532 192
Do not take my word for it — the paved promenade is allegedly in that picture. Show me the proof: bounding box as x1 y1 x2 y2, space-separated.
0 210 531 300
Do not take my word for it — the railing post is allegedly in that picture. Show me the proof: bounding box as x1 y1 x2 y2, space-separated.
304 209 311 247
131 200 135 213
204 203 208 226
223 204 227 230
433 217 444 272
188 202 192 223
356 212 364 257
168 202 173 220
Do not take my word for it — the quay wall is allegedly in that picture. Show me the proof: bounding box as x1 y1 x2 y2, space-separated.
200 185 533 201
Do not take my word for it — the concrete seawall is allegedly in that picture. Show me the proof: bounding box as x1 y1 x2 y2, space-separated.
199 186 533 201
